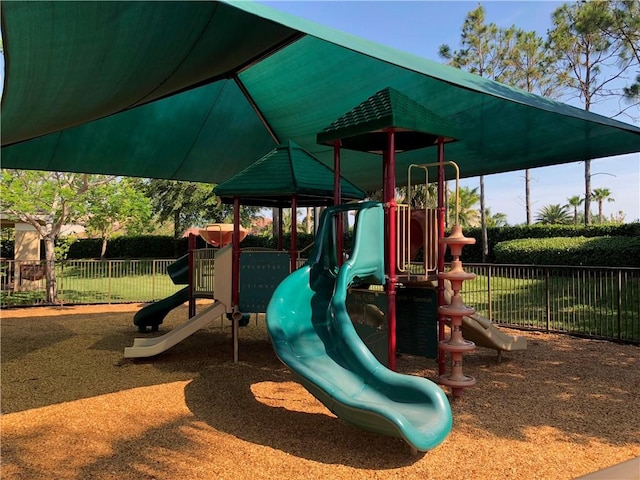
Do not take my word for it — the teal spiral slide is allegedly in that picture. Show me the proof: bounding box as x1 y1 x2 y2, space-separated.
266 202 452 452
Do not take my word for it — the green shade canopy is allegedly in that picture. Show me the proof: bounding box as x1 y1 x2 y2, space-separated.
213 140 366 207
317 87 459 153
1 1 639 190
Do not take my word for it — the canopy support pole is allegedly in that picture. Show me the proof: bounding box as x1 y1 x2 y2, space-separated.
290 195 298 272
233 77 280 144
384 129 397 371
436 137 447 376
232 197 241 363
333 140 344 266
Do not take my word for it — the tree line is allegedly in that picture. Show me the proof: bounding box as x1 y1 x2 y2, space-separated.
439 0 638 259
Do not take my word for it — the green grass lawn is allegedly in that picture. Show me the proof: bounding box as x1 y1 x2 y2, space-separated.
1 271 184 306
2 261 638 344
462 269 639 342
58 273 184 304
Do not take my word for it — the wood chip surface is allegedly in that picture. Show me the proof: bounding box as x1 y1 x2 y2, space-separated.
1 304 638 480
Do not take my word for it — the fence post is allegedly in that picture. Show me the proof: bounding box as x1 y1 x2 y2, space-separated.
617 269 622 341
545 267 551 333
487 264 492 322
59 261 64 306
108 261 112 304
152 260 156 301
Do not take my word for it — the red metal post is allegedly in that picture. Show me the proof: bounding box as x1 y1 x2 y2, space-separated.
290 195 298 272
384 129 397 371
232 198 242 363
232 197 241 311
436 137 447 376
188 233 196 319
334 140 344 265
333 140 341 206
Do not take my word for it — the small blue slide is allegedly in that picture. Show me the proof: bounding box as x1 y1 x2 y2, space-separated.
266 202 452 452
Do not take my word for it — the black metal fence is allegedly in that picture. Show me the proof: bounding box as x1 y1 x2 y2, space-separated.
461 264 639 344
2 258 638 344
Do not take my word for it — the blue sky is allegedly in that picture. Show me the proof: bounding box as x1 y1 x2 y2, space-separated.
260 1 640 224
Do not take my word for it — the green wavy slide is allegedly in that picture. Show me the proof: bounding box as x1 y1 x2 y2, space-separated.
266 202 452 452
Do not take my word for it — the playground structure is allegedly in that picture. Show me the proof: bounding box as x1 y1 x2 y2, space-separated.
126 141 366 359
125 87 528 450
437 224 477 396
126 224 250 356
267 87 487 450
131 228 225 334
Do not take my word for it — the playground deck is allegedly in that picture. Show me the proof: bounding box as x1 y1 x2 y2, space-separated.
1 304 638 480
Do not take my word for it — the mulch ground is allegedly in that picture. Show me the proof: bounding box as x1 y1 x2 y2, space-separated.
1 304 638 480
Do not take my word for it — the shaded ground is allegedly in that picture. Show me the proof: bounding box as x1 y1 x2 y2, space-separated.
1 304 638 479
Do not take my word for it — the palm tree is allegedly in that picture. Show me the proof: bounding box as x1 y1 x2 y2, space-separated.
566 195 584 226
535 204 572 224
591 188 614 223
484 208 509 227
408 183 438 209
454 186 481 227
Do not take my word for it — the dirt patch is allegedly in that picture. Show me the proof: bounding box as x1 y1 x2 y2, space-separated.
1 306 638 480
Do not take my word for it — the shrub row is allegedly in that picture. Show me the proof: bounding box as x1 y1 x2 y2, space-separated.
2 222 637 265
493 236 640 267
63 233 321 259
452 223 639 263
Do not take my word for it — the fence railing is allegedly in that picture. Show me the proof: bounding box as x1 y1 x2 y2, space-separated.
1 259 185 306
2 258 638 344
461 264 639 344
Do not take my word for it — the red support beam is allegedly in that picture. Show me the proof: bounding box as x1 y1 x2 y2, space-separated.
436 137 447 376
290 195 298 272
384 129 397 371
334 140 344 265
232 197 241 311
333 140 341 206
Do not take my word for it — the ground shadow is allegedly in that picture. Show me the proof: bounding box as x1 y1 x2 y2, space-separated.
3 414 204 479
0 317 75 362
184 361 423 469
440 337 640 447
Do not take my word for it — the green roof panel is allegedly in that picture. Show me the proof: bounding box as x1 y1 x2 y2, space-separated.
213 140 366 206
317 87 459 153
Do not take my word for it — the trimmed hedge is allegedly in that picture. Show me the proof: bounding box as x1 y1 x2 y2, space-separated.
66 236 205 259
3 222 637 266
493 236 640 267
454 223 640 263
64 233 322 259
